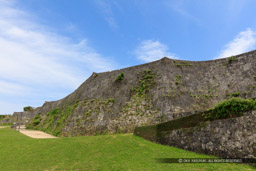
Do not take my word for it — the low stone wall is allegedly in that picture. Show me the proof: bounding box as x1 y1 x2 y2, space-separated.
134 111 206 142
159 110 256 158
0 115 13 126
163 110 203 122
135 110 256 159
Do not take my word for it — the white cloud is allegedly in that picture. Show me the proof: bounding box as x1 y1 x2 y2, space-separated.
0 80 28 96
217 28 256 59
135 40 177 62
0 1 116 113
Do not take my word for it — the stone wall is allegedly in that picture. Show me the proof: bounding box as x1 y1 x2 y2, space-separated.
14 50 256 136
158 110 256 158
0 115 12 125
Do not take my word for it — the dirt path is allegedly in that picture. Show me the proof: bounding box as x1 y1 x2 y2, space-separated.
0 126 9 129
17 125 57 139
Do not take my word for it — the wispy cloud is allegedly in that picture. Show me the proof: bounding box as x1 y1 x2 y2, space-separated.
0 80 28 96
165 0 200 24
95 0 119 29
135 40 177 62
217 28 256 59
0 0 116 113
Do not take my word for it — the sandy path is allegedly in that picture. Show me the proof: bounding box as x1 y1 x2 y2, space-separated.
17 125 57 139
0 126 8 129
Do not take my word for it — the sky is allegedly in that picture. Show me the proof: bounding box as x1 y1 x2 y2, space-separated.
1 0 256 114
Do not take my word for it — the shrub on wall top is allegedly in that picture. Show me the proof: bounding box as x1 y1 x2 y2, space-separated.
23 106 33 111
204 97 256 120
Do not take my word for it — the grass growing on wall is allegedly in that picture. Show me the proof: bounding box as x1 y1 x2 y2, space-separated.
26 100 80 136
26 98 117 136
0 127 255 171
115 72 124 81
132 70 155 96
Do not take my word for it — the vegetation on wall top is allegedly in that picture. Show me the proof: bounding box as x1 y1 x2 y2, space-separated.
26 100 80 136
23 106 33 111
228 56 237 64
204 97 256 120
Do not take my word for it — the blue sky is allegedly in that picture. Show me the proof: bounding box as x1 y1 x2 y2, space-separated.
1 0 256 114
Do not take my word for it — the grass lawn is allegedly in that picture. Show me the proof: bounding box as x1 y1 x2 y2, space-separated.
0 127 255 171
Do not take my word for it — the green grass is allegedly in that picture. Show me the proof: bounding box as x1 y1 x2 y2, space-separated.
0 128 255 171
